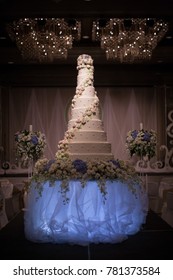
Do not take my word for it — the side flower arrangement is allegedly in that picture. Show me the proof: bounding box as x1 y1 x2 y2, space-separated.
126 129 157 159
15 129 46 163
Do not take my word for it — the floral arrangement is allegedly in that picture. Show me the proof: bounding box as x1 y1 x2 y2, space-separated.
30 157 140 203
15 129 46 162
126 129 157 159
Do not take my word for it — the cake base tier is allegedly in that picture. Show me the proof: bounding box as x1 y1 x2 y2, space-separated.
68 153 114 161
68 142 112 153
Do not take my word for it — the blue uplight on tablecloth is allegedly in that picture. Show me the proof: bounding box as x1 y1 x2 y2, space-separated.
24 180 148 245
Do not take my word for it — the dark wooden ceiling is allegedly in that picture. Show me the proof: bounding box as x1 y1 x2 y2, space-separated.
0 0 173 86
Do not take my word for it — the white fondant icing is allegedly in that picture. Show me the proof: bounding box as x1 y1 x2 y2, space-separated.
68 119 104 131
68 131 107 142
70 107 100 120
57 54 114 161
68 153 114 161
68 142 112 153
82 86 95 96
73 97 99 109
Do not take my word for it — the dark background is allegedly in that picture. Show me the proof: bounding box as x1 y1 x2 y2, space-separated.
0 0 173 86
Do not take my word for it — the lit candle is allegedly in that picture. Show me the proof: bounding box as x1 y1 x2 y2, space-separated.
140 123 143 130
29 124 32 132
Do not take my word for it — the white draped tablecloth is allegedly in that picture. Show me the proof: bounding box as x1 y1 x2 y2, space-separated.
24 180 148 245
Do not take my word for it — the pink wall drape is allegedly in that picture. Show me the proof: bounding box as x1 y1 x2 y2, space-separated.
7 86 160 163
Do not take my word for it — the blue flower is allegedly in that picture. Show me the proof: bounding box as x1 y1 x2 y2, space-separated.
72 159 87 174
131 130 138 139
143 131 151 142
109 159 121 168
44 159 55 171
31 135 38 145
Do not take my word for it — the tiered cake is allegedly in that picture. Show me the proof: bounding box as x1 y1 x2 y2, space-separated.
56 54 114 161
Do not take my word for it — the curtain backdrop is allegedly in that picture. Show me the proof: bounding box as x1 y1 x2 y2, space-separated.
8 86 158 163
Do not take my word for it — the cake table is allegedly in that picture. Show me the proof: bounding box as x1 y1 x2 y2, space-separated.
24 180 148 245
24 54 148 245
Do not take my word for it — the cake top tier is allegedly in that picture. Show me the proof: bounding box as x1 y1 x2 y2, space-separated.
77 54 93 70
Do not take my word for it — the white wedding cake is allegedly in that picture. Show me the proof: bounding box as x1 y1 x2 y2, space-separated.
56 54 114 161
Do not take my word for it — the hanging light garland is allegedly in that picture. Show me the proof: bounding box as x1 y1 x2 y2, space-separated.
92 18 168 63
7 18 81 63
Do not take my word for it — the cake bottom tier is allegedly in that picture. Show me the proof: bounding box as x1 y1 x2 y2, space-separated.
68 142 112 153
68 153 114 161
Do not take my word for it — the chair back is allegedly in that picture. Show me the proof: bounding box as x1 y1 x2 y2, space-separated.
0 187 8 229
167 191 173 210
